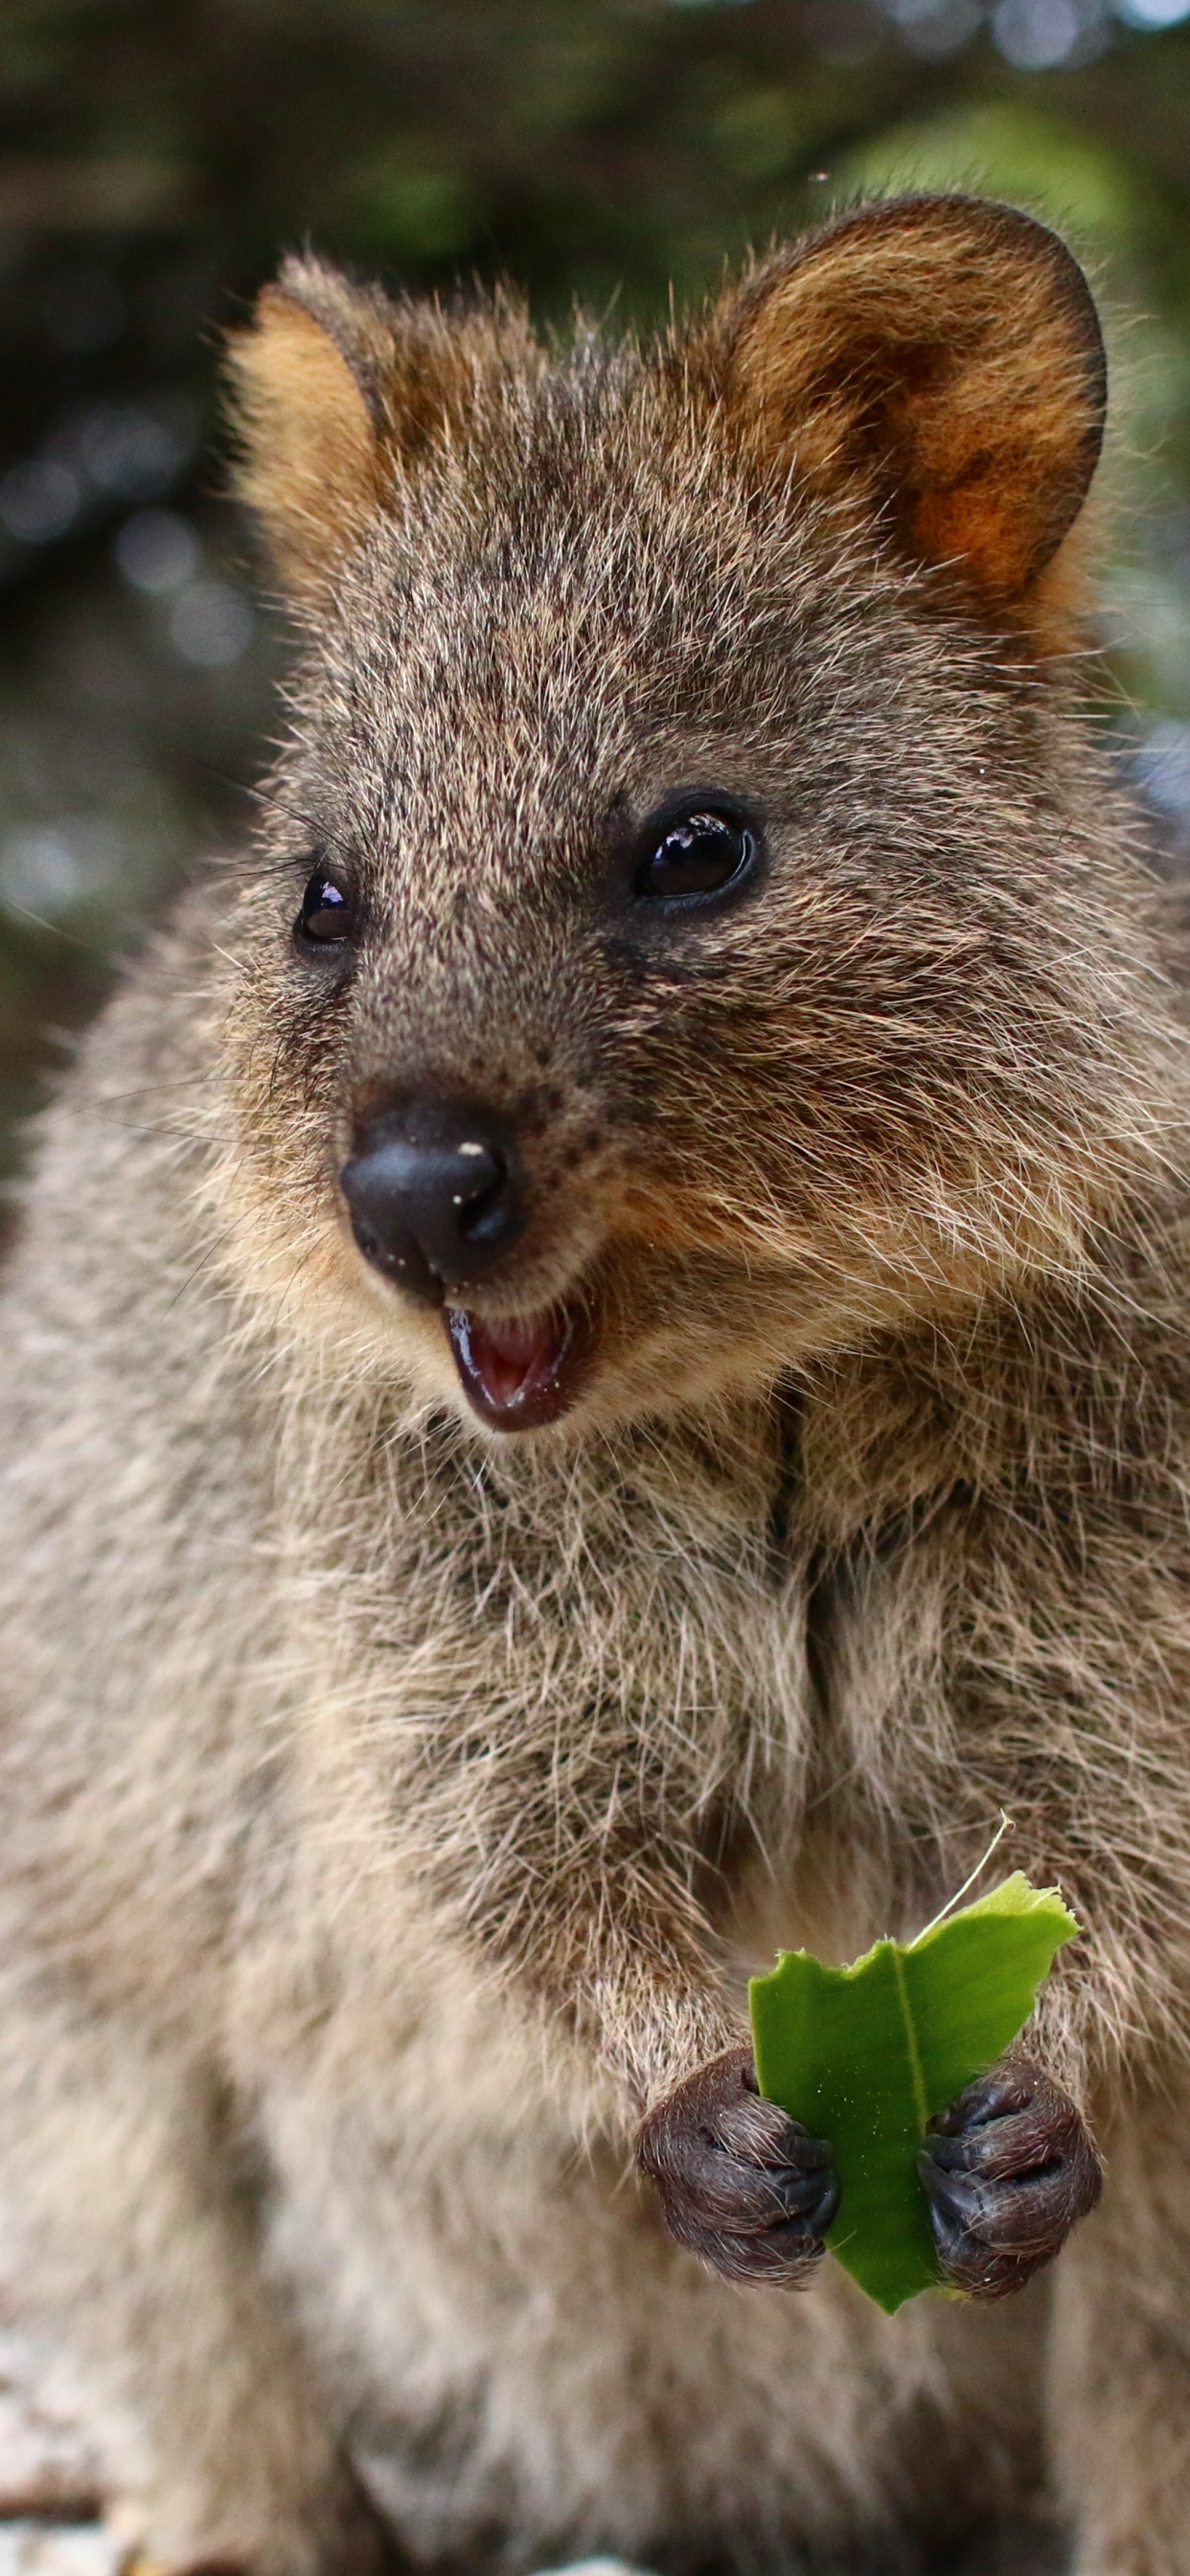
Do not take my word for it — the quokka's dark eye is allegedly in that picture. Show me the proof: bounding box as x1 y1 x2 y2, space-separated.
635 803 758 904
296 870 355 948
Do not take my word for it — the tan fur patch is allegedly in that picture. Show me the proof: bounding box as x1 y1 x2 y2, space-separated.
225 284 381 599
226 253 545 602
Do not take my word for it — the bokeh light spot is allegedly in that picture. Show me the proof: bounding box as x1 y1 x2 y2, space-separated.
0 818 123 918
993 0 1083 64
0 460 80 545
1115 0 1190 23
115 509 198 595
168 578 253 668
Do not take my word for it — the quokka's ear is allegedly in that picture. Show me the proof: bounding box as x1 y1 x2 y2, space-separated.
716 195 1107 617
225 253 540 601
225 255 391 600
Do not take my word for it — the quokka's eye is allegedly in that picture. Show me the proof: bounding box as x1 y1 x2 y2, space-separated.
635 803 758 904
296 870 356 947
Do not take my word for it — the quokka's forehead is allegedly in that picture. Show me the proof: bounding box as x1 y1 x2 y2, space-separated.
325 448 938 770
305 487 987 873
367 420 768 630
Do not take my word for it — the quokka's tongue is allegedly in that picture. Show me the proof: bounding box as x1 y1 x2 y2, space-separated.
446 1304 587 1430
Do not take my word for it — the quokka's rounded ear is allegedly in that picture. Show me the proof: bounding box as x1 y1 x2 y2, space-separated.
224 255 393 602
716 195 1108 617
225 254 542 602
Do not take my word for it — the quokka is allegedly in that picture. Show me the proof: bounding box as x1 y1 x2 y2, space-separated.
0 191 1186 2576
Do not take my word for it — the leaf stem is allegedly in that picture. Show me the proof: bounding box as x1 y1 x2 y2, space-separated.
916 1812 1014 1942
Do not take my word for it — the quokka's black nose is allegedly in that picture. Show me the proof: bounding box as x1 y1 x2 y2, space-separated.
340 1102 527 1300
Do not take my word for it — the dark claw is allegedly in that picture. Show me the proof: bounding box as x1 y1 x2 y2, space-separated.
637 2043 838 2287
920 2054 1102 2301
923 2166 982 2223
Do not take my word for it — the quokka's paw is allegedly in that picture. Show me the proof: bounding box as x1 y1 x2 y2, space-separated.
919 2054 1103 2301
636 2042 837 2286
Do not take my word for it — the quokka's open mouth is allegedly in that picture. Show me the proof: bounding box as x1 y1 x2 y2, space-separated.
446 1300 592 1430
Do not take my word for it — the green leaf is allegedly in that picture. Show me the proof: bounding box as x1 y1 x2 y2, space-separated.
748 1872 1079 2315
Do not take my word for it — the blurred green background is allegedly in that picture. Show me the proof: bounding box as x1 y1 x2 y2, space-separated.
3 0 1190 1179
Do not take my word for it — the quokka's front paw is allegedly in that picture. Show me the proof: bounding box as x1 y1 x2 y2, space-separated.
636 2043 837 2286
920 2054 1103 2301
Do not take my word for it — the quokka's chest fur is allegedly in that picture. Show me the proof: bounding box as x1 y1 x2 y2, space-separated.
268 1389 818 1940
264 1369 995 2002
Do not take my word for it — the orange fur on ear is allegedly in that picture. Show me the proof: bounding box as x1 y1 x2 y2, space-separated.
720 196 1107 620
226 255 545 603
225 260 394 600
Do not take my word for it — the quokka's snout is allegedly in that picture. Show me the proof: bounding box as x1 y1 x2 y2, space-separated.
322 796 772 1425
339 1094 598 1428
340 1097 529 1305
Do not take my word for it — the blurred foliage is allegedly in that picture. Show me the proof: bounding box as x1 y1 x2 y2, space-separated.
3 0 1190 1177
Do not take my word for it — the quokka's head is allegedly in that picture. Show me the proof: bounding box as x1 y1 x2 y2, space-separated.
217 194 1157 1438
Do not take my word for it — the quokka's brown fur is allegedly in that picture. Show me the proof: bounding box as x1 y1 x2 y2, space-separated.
0 192 1187 2576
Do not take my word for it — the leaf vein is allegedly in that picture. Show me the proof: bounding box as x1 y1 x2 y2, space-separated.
891 1944 929 2134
